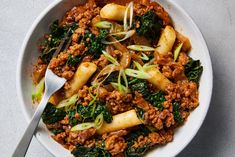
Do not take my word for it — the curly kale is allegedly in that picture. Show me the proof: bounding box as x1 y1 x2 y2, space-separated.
40 20 78 64
135 11 163 40
66 54 82 67
50 128 64 135
172 102 184 124
77 101 112 123
124 125 151 157
135 107 145 120
72 144 111 157
68 109 80 126
146 91 166 111
184 57 203 83
42 103 66 124
129 78 149 97
84 30 108 59
129 78 166 111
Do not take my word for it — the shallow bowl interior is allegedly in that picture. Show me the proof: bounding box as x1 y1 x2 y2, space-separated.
17 0 213 157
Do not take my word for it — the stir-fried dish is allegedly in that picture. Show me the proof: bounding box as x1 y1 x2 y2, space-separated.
32 0 203 156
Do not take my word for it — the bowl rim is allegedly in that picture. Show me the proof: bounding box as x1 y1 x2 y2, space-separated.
16 0 213 156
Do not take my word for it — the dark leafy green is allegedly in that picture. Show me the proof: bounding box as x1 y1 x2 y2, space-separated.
129 78 149 97
146 91 166 111
124 125 151 157
67 54 82 67
77 101 112 123
72 144 111 157
135 107 145 120
50 128 64 135
135 11 163 40
40 20 78 64
172 102 184 124
68 109 80 126
184 58 203 83
84 30 108 59
42 103 66 124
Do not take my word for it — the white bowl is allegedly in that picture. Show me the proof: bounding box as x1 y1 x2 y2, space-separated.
16 0 213 157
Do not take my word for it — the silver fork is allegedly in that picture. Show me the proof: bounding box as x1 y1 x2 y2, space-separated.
12 69 66 157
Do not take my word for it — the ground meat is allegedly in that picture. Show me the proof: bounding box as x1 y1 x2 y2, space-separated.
134 1 172 25
93 54 109 69
77 85 93 106
132 129 173 149
166 80 199 110
133 94 175 129
155 52 186 81
104 134 127 156
106 91 133 115
67 128 96 145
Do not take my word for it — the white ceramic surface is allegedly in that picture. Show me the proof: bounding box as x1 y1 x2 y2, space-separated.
16 0 213 157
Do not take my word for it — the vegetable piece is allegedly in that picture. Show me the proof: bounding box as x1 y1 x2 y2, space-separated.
68 109 79 126
129 78 149 97
125 69 150 79
50 128 64 135
40 21 78 64
65 62 97 98
123 2 134 31
176 31 191 52
42 103 66 124
72 144 111 157
56 94 79 108
102 30 136 44
155 25 176 55
174 43 183 61
71 122 95 131
110 36 131 68
97 109 142 134
184 58 203 83
32 77 45 102
172 102 184 124
84 30 108 59
146 91 166 111
94 113 104 129
100 3 129 21
127 45 155 51
141 53 149 61
146 67 172 91
102 50 119 66
66 55 82 67
124 125 151 157
95 21 113 29
77 101 113 123
135 11 163 40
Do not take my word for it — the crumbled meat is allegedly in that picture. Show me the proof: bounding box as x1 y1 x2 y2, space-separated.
104 134 127 156
106 91 133 115
166 80 199 110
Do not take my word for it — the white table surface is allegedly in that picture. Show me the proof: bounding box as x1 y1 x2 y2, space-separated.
0 0 235 157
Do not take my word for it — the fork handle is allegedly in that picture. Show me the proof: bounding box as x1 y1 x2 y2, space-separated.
12 94 50 157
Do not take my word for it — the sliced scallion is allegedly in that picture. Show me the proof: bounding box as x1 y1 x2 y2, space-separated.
174 43 183 61
32 77 45 102
102 50 119 66
127 45 155 51
56 94 79 108
95 21 113 29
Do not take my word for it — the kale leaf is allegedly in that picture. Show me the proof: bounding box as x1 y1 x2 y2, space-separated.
42 103 66 124
50 128 64 135
40 20 78 64
184 57 203 83
124 125 151 157
77 101 112 123
146 91 166 111
129 78 149 97
135 11 163 40
68 109 79 126
72 144 111 157
84 29 108 59
172 102 184 124
135 107 145 120
67 54 82 67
